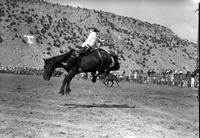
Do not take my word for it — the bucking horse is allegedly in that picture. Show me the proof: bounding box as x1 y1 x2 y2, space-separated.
43 48 120 95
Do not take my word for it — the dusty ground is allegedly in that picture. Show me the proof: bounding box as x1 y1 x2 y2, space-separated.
0 73 199 138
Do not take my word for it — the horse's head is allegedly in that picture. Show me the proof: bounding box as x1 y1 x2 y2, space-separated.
43 58 56 81
43 49 75 80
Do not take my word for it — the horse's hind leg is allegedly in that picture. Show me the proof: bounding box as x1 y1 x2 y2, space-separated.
91 71 96 83
92 72 102 83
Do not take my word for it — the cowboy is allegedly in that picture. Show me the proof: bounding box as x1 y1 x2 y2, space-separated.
82 27 100 48
63 27 104 70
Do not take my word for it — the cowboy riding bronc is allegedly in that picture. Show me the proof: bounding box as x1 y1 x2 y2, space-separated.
62 26 105 70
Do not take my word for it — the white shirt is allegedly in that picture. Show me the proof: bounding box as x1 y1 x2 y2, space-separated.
81 31 97 47
191 77 195 83
134 72 137 79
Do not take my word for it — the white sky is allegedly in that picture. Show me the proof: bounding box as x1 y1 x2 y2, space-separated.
46 0 199 43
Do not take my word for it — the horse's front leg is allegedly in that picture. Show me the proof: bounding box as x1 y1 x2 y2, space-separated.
59 75 68 95
64 68 78 95
59 68 77 95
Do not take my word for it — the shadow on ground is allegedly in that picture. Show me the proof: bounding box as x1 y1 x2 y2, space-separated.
63 103 136 108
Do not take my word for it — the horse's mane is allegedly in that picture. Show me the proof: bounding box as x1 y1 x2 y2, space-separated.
46 49 74 63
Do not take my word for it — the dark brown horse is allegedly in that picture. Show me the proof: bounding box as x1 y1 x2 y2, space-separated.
43 48 120 95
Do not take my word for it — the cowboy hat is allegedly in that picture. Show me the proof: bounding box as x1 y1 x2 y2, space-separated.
87 27 100 32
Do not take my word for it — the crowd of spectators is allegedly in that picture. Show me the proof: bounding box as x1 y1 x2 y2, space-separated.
0 65 65 77
0 65 199 88
117 69 199 88
0 65 43 75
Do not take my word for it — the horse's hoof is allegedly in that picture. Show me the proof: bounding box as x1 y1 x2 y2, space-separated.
59 91 64 96
64 89 71 95
63 86 71 95
92 78 96 83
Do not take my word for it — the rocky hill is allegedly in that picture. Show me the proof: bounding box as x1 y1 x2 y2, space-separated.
0 0 197 74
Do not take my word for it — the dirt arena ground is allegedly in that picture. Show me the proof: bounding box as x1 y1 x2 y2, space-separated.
0 73 199 138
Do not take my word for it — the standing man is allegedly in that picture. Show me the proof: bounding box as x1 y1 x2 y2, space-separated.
191 76 195 88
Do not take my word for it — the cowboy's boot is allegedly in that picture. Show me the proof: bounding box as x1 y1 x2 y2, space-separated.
63 53 78 70
78 46 91 56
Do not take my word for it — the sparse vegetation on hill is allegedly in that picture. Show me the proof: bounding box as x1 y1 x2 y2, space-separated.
0 0 197 73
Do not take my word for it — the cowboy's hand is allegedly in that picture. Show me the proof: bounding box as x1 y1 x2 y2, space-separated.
99 39 106 42
76 45 82 49
85 45 91 49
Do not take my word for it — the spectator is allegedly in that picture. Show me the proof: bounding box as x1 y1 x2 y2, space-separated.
191 77 195 88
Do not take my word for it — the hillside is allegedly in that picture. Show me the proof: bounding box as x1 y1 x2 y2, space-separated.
0 0 197 74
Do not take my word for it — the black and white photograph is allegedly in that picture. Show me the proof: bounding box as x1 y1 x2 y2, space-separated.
0 0 199 137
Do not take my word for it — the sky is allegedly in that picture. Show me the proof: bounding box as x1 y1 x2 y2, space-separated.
46 0 199 43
